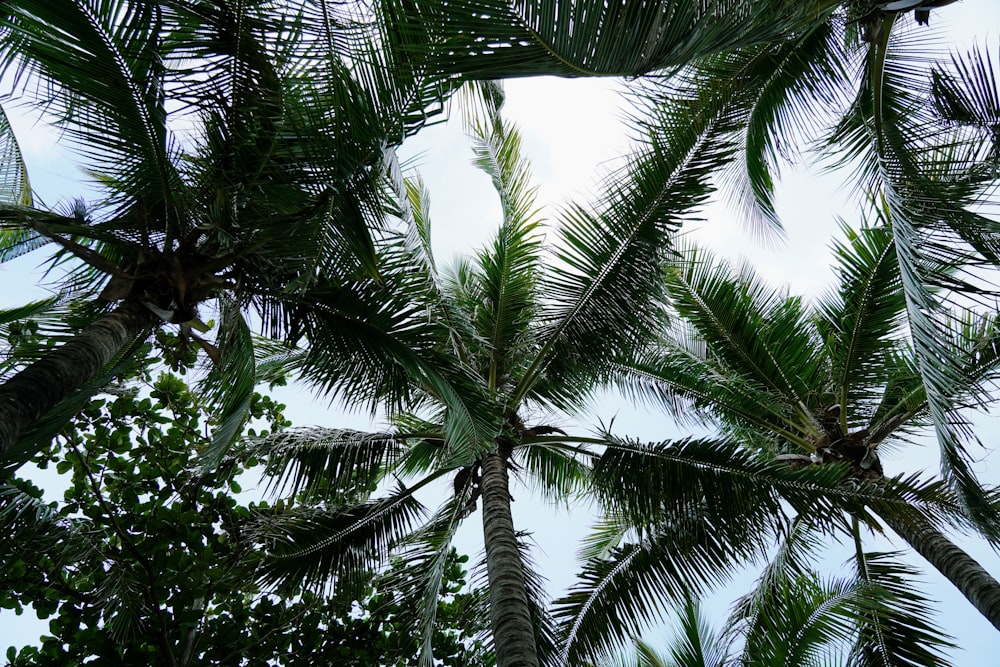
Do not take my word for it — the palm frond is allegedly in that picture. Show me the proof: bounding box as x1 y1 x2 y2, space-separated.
0 482 65 544
737 574 860 667
665 244 825 411
200 297 256 468
97 560 149 641
949 308 1000 409
514 441 591 503
866 347 927 448
467 113 544 393
288 277 502 464
577 511 635 564
661 599 729 667
381 0 836 80
252 427 403 503
829 19 1000 536
702 16 856 234
552 506 761 666
592 437 792 539
596 436 971 541
733 514 836 621
1 0 182 222
0 297 60 332
848 550 955 666
610 321 812 452
931 43 1000 156
0 103 31 206
515 76 744 410
381 162 477 363
377 493 471 667
257 481 429 598
816 219 908 423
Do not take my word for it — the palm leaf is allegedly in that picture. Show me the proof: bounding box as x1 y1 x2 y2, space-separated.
514 77 744 410
0 103 31 207
200 297 256 468
377 493 472 667
932 44 1000 148
552 506 762 666
665 245 825 411
848 550 955 667
257 480 429 598
466 113 544 394
0 297 60 333
816 219 908 424
253 427 404 503
692 17 856 234
381 0 837 80
610 313 806 449
737 574 861 666
514 440 591 503
289 277 502 465
825 19 1000 535
1 0 181 223
660 600 729 667
595 436 970 544
97 560 149 641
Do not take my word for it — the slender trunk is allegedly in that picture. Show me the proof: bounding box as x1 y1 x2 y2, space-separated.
480 453 540 667
881 511 1000 631
0 300 156 465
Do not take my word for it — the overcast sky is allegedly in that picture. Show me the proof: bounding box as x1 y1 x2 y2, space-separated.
3 1 1000 662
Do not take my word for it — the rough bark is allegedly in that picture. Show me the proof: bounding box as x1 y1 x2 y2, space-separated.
480 452 540 667
881 511 1000 631
0 300 156 466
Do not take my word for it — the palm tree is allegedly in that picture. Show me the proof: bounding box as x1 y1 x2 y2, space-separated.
0 0 452 473
382 0 1000 539
615 0 1000 531
599 569 949 667
248 84 737 667
554 215 1000 662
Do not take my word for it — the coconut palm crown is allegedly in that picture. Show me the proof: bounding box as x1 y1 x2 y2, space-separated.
0 0 453 474
560 213 1000 664
619 0 1000 531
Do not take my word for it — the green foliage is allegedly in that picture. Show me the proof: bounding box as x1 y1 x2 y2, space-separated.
381 0 835 80
0 368 491 666
628 0 1000 533
0 0 462 470
574 226 993 662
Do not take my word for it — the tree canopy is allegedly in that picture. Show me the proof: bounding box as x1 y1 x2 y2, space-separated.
0 345 492 666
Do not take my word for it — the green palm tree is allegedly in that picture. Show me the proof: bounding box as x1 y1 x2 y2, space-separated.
249 84 736 667
598 568 948 667
617 0 1000 530
377 0 1000 537
555 215 999 662
0 0 452 473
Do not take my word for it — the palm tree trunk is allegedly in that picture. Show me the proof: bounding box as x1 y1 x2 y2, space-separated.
480 452 540 667
0 300 156 466
881 511 1000 631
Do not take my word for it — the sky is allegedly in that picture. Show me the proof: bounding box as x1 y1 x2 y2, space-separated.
3 0 1000 663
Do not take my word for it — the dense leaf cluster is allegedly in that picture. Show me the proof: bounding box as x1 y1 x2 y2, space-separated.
0 366 491 666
